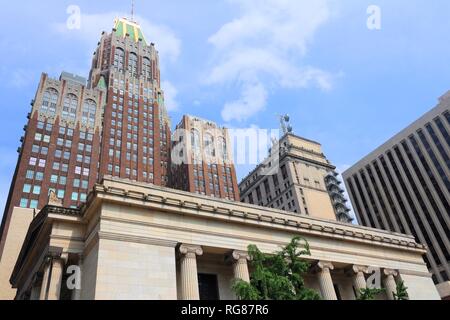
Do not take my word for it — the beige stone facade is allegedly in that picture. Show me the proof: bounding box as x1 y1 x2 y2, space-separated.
8 177 440 300
239 133 347 221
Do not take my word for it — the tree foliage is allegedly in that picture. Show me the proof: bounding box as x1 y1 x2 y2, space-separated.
357 287 385 300
232 237 321 300
393 280 409 300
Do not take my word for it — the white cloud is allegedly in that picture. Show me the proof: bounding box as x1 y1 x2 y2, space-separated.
53 12 181 63
222 82 267 122
206 0 335 122
161 80 179 112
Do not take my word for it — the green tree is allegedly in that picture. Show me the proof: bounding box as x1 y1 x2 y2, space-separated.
393 281 409 300
232 237 321 300
357 287 385 300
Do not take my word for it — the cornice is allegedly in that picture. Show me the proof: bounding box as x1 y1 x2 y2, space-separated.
86 177 425 254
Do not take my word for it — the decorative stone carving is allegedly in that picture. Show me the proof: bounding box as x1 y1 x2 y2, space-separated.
383 269 399 300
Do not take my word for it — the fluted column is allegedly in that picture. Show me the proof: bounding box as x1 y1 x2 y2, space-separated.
39 259 51 300
231 251 251 283
347 265 368 298
47 255 66 300
179 244 203 300
383 269 398 300
30 275 42 300
316 261 337 300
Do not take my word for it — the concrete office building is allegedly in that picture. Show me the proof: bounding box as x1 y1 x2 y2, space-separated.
343 91 450 299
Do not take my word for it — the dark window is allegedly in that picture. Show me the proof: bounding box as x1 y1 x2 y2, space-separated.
198 274 219 300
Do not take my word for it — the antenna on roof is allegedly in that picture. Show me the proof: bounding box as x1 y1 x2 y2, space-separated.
131 0 135 22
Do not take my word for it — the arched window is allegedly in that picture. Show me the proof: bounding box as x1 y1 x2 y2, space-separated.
82 99 97 127
128 52 138 75
143 57 152 79
41 88 58 115
191 129 200 154
114 48 125 70
62 94 78 121
218 137 227 162
204 133 215 157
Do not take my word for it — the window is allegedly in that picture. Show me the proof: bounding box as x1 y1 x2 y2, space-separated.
23 184 32 193
57 190 65 199
128 52 138 75
34 133 42 141
143 57 152 79
41 88 58 115
32 185 41 195
50 175 58 184
38 159 46 168
71 192 79 201
81 180 88 189
29 200 38 209
82 99 97 127
191 129 200 154
20 198 28 208
62 93 78 120
35 172 44 181
26 170 34 179
73 179 80 188
75 167 82 175
114 47 125 69
29 157 37 166
218 137 227 162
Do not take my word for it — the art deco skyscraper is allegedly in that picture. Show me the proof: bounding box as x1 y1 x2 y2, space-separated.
0 17 171 262
89 18 171 186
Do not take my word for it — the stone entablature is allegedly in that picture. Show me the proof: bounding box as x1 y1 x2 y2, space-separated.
88 177 425 253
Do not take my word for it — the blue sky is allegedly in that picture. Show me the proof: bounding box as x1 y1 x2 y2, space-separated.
1 0 450 218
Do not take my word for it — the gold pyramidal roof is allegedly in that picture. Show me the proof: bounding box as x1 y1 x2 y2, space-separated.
113 17 147 45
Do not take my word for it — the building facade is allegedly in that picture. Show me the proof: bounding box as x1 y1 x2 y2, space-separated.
170 115 239 200
239 133 352 223
343 91 450 299
9 177 440 300
0 17 173 299
89 17 171 186
0 72 105 261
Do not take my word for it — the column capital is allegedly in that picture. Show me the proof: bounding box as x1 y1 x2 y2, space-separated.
179 244 203 258
232 250 251 262
316 261 335 272
346 264 369 276
383 268 398 277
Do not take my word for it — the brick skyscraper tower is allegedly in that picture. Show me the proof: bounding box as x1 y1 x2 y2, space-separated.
0 17 172 298
170 115 239 200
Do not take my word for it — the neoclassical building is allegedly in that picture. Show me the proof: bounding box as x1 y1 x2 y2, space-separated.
8 177 440 300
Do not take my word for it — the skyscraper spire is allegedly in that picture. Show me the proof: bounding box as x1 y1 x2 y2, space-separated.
131 0 135 22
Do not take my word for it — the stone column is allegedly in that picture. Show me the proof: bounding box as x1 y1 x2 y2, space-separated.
383 269 398 300
71 256 83 301
316 261 337 300
179 244 203 300
231 250 251 283
30 275 42 301
347 265 368 298
47 255 66 300
39 259 51 300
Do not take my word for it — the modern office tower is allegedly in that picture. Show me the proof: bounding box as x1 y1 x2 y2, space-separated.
89 17 171 187
0 17 172 298
343 91 450 298
170 115 239 200
239 133 353 222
